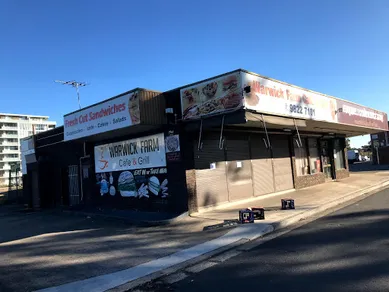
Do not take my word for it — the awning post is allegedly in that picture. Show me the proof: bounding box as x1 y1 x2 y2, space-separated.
294 119 302 148
219 115 225 150
261 114 271 149
197 119 203 151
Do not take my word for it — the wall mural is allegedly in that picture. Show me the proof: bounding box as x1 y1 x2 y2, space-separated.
94 133 173 203
96 167 168 199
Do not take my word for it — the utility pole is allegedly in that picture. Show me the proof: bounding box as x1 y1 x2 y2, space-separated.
55 80 89 109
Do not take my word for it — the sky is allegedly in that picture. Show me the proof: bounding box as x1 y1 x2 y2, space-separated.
1 0 388 148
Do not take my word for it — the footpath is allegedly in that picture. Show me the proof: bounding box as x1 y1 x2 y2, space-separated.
1 168 388 292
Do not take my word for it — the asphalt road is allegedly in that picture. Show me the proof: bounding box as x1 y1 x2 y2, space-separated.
0 206 225 292
143 187 389 292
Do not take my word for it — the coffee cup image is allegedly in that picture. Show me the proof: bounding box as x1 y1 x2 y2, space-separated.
148 176 160 195
118 171 137 197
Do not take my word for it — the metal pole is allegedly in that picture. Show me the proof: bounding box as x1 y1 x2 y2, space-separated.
376 146 380 165
76 84 81 109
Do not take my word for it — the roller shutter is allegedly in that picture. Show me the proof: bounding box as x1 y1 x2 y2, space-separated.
250 134 275 196
225 135 253 201
270 135 294 192
194 133 228 208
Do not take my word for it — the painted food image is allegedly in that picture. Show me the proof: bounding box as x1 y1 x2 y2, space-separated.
182 88 201 117
148 176 160 195
128 92 140 124
166 136 179 152
118 171 137 197
161 179 168 198
137 183 149 198
202 81 218 99
222 75 238 91
183 104 199 119
109 186 116 196
221 92 242 109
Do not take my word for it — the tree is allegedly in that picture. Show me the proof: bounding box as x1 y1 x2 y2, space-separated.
346 138 351 149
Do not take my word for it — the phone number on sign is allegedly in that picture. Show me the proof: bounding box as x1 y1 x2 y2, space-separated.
285 103 316 117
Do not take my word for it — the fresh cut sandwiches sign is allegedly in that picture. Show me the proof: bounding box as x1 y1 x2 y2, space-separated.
94 133 166 173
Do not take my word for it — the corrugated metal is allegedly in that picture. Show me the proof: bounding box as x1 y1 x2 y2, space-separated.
250 134 275 196
225 135 253 201
194 135 228 207
271 135 294 192
139 90 166 125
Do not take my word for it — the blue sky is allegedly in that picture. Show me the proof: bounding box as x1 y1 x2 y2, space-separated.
1 0 388 148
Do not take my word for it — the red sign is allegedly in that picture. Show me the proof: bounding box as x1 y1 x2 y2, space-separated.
337 99 388 131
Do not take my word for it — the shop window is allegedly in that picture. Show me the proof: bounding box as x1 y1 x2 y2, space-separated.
294 138 309 176
334 139 345 169
308 138 321 174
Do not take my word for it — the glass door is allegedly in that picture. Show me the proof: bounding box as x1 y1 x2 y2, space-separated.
320 140 334 180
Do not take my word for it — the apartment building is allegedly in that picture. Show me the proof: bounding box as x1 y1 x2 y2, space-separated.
0 113 56 186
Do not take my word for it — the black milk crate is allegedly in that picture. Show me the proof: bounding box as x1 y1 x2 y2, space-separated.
281 199 295 210
239 209 254 224
251 207 265 220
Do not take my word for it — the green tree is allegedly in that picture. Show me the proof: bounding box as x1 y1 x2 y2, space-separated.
346 138 351 149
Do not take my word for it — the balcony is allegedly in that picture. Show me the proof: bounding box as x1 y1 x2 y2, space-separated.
0 164 11 170
0 133 18 139
0 126 18 131
1 171 21 178
0 117 21 122
0 149 19 154
2 157 20 163
0 141 19 147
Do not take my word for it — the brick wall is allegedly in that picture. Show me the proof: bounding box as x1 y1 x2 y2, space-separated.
291 156 326 189
336 169 349 180
336 146 350 180
294 173 326 189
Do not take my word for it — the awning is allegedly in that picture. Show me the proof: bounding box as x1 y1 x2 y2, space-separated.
245 112 307 128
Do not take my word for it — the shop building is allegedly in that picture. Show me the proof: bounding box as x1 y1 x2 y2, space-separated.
370 122 389 164
23 70 388 216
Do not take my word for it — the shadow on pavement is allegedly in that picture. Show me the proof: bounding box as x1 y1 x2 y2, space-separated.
0 206 226 292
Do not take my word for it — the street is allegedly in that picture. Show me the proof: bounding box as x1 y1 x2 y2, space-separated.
141 187 389 292
0 206 226 292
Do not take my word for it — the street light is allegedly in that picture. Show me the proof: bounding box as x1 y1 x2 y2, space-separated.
55 80 89 109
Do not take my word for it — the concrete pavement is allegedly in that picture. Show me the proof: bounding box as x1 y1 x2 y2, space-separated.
1 168 388 292
146 187 389 292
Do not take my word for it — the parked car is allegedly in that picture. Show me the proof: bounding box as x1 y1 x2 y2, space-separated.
347 149 360 164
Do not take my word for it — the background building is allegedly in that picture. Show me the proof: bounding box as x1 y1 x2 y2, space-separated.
0 113 56 187
370 122 389 164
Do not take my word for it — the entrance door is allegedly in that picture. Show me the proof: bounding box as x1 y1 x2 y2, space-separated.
68 165 80 206
320 140 334 180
